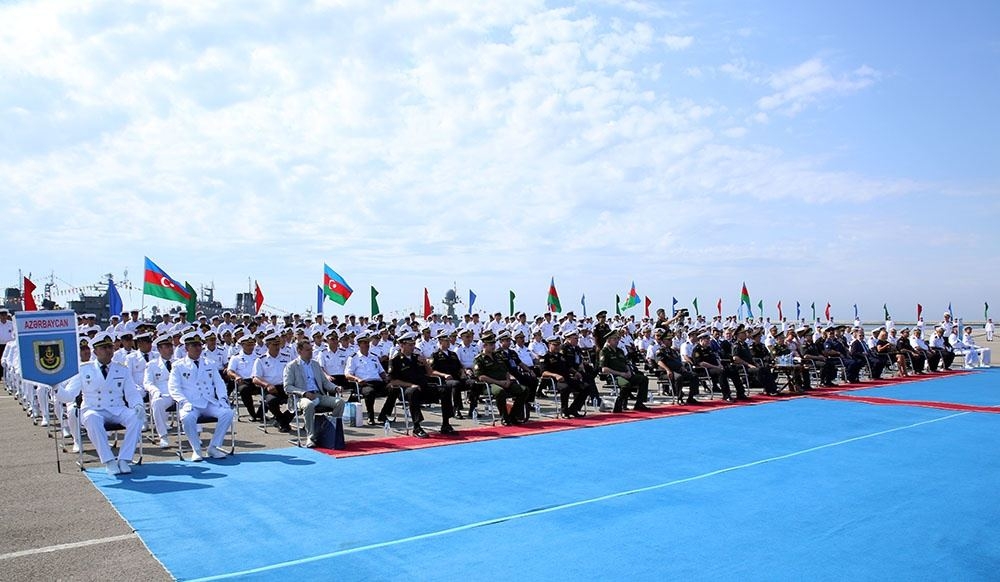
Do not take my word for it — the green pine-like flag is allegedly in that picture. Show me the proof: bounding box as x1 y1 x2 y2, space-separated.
615 294 621 316
986 302 990 319
811 302 816 321
371 286 380 317
692 297 699 317
884 303 890 320
509 290 516 316
184 282 197 323
757 299 763 318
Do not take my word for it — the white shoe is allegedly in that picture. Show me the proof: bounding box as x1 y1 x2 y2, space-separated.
206 446 227 459
304 437 317 449
158 437 170 448
39 419 49 427
105 461 121 476
189 450 204 462
62 429 71 438
71 443 81 453
117 460 132 474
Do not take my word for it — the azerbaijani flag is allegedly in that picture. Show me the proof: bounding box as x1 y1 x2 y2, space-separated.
740 282 753 317
547 277 562 313
620 281 640 311
323 264 353 305
143 257 191 304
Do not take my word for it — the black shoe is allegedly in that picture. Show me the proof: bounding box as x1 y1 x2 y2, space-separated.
454 410 464 420
560 409 573 419
376 415 391 424
612 403 623 413
501 417 513 426
634 403 651 412
569 409 584 418
278 424 292 433
366 418 378 426
440 424 457 435
413 426 428 438
686 397 700 405
723 396 735 403
737 395 750 401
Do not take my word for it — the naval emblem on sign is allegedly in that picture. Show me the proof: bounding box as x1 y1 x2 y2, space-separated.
34 340 65 374
16 310 79 385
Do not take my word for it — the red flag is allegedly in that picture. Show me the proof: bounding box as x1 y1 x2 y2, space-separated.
777 300 783 320
254 281 264 314
916 303 923 320
716 298 722 316
825 303 832 321
423 288 432 318
644 296 651 318
23 276 37 311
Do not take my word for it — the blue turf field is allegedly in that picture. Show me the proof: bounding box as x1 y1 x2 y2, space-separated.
88 373 1000 581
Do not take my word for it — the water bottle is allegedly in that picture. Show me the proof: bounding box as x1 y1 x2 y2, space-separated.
533 402 541 415
383 420 390 436
471 409 478 423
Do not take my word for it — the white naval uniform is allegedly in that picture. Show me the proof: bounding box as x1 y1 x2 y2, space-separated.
167 356 234 454
143 356 176 439
58 361 143 465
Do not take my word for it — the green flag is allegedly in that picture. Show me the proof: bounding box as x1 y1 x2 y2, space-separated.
811 302 816 321
615 294 621 316
509 290 516 316
883 303 890 320
371 286 380 317
757 299 763 318
986 302 990 320
184 282 197 323
692 297 699 317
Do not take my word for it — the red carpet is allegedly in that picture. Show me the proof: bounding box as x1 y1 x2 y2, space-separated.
319 369 975 458
810 392 1000 413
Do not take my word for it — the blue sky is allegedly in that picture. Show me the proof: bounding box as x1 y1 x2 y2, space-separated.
2 0 998 320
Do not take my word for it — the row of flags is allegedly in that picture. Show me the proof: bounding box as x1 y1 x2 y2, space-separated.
18 261 994 323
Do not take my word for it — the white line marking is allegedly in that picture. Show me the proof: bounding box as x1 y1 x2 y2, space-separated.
0 533 138 561
188 411 969 581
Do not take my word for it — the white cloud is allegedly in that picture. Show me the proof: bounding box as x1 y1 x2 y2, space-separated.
662 34 693 50
0 0 986 313
756 57 880 116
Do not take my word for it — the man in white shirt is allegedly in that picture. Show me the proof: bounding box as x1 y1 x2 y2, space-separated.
143 335 177 448
251 333 294 432
228 333 261 421
167 332 234 461
58 332 144 476
345 333 392 425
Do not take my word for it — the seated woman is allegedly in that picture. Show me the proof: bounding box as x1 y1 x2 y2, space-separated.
875 330 905 377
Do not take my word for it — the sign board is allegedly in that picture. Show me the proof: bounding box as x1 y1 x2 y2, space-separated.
16 310 79 385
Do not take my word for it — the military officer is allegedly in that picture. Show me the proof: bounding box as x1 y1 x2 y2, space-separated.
345 332 393 425
167 332 234 461
227 332 261 421
430 331 468 420
599 330 651 412
387 331 441 437
652 331 700 404
143 335 177 447
691 332 744 402
539 336 587 418
251 332 294 432
472 332 527 425
592 310 612 349
57 332 144 476
497 330 538 416
732 328 776 397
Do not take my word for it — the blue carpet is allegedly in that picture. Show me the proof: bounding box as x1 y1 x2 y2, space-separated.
87 389 1000 581
845 368 1000 407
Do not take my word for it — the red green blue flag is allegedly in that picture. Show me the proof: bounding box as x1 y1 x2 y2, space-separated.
323 264 353 305
620 281 640 311
143 257 191 304
547 277 562 313
740 282 753 317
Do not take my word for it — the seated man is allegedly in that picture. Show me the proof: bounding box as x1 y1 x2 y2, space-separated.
691 332 745 402
168 332 235 461
251 332 294 431
599 330 650 411
539 335 587 418
57 332 144 476
472 332 527 425
143 334 179 448
345 332 393 426
849 327 885 380
430 331 469 421
388 331 445 437
227 332 261 420
958 326 990 368
896 328 925 373
910 328 940 372
283 339 346 448
928 327 955 371
732 328 778 396
497 331 539 416
652 330 700 403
